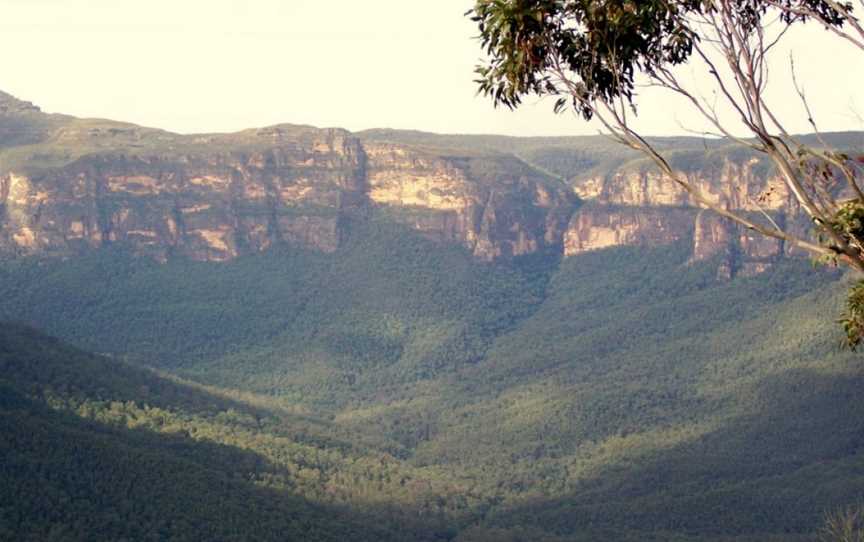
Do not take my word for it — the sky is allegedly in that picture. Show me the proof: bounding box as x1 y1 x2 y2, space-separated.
0 0 862 137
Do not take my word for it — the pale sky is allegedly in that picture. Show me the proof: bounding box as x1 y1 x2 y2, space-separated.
0 0 862 137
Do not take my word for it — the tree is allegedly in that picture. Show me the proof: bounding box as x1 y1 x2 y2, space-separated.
820 502 864 541
469 0 864 345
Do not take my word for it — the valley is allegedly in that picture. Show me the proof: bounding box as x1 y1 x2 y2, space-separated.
1 90 863 541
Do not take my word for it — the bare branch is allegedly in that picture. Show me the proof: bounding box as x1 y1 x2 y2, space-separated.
763 0 864 50
510 1 864 272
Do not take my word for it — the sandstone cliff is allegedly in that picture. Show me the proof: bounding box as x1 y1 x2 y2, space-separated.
564 153 807 277
0 97 576 262
0 91 828 276
364 143 575 260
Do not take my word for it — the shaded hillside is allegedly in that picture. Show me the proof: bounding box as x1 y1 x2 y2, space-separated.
0 324 483 541
0 217 553 405
416 250 864 540
2 223 863 540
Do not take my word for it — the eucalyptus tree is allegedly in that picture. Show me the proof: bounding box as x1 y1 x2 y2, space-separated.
470 0 864 344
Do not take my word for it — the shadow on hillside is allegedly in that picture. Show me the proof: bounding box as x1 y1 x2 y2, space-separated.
0 322 402 455
487 366 864 540
0 323 470 540
0 386 462 542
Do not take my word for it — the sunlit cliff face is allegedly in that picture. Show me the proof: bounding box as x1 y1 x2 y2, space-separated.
0 90 808 278
0 128 576 263
566 156 805 278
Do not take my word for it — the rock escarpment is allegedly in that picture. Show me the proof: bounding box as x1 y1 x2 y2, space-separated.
564 156 807 277
365 143 575 260
0 106 576 262
0 91 823 275
1 129 367 261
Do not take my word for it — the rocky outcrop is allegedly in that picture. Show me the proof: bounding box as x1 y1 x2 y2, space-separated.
0 91 823 275
0 120 576 262
564 206 695 256
365 144 575 259
572 157 792 212
0 91 41 115
565 154 805 278
0 129 367 261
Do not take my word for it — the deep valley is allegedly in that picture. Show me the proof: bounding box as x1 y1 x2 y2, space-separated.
1 90 863 541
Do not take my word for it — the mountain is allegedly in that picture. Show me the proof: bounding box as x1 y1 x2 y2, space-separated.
360 129 862 279
4 91 860 276
1 91 863 540
0 94 575 263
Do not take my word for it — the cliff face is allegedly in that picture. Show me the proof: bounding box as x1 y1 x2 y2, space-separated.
365 143 575 260
563 206 695 256
0 113 576 262
0 91 819 275
572 158 791 211
565 156 803 277
0 129 366 261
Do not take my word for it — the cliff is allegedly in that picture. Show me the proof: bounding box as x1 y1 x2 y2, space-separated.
564 152 808 277
0 98 575 262
0 91 830 276
364 143 575 259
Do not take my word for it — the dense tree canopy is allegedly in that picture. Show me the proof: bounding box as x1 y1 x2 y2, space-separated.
2 236 862 540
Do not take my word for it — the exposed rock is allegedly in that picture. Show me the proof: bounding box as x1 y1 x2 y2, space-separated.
0 129 577 262
364 144 576 260
573 157 792 212
0 91 824 276
0 128 366 260
567 156 804 278
564 206 695 256
0 90 41 115
691 210 734 263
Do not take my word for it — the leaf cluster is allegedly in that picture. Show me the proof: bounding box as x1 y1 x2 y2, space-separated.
470 0 700 119
469 0 853 118
840 279 864 348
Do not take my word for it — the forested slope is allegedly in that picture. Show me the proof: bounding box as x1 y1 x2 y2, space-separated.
2 220 862 540
0 324 484 541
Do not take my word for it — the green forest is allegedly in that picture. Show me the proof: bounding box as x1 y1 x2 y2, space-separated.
2 0 864 535
2 215 862 541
